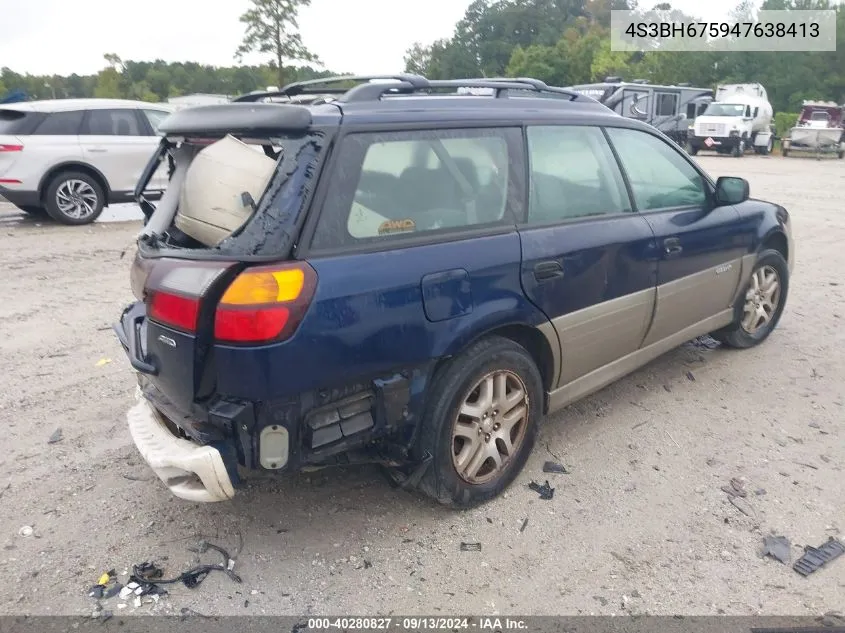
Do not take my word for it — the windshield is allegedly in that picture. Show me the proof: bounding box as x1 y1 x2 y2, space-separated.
702 103 746 117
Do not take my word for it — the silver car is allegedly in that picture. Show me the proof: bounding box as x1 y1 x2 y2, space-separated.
0 98 173 225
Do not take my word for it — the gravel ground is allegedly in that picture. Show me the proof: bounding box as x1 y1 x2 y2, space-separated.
0 155 843 617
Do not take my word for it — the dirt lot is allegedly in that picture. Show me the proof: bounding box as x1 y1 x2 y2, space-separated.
0 155 843 617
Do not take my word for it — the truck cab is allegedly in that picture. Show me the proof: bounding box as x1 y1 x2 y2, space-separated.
689 83 775 157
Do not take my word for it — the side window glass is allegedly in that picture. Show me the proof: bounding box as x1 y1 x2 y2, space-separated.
32 110 84 135
143 109 170 134
526 125 631 225
655 93 678 116
605 127 707 211
83 109 143 136
311 129 512 250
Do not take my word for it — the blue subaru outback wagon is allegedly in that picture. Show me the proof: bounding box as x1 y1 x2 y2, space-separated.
115 75 794 507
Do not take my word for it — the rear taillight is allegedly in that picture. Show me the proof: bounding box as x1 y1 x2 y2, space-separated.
214 262 317 344
143 259 234 334
0 144 23 152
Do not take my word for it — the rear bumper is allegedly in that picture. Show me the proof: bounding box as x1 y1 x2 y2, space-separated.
127 389 236 503
0 186 40 208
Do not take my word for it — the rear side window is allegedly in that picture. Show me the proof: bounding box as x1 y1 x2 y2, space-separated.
0 109 32 134
32 110 84 135
143 110 170 133
311 128 515 250
526 125 631 225
82 109 143 136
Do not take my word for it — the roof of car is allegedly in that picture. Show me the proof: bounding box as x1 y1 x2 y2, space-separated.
0 98 174 113
330 94 623 126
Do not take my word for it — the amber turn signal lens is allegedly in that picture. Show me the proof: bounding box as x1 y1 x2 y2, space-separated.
220 268 305 305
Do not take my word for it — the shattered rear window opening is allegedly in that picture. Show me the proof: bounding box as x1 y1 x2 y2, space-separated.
139 130 328 260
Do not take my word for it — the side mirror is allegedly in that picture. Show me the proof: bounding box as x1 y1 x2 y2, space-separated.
715 176 750 206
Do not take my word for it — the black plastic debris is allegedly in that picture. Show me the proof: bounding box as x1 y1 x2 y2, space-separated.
528 480 555 500
542 461 569 474
761 535 791 564
460 542 482 552
793 537 845 576
134 561 164 581
686 371 696 382
721 477 748 498
519 518 529 533
47 428 63 444
88 585 104 599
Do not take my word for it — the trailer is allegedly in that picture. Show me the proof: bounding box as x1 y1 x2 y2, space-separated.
565 78 713 146
782 101 845 159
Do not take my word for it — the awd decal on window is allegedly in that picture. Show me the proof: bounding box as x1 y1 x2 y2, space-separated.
378 219 416 235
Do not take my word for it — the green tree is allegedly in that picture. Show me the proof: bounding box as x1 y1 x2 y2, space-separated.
236 0 320 89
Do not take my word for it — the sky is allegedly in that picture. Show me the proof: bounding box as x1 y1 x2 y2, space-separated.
0 0 743 78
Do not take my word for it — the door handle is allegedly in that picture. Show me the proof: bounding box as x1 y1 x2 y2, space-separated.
533 260 564 281
664 237 683 256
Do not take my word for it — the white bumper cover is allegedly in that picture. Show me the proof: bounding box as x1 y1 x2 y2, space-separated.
127 390 235 502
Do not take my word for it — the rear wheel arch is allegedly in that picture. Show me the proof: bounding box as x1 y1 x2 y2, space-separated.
38 162 111 204
433 323 556 400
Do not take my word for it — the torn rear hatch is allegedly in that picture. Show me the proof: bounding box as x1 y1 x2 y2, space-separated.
135 102 336 261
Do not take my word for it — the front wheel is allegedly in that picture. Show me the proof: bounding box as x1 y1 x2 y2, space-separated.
732 138 745 157
44 171 105 225
415 336 543 508
687 144 699 156
712 249 789 349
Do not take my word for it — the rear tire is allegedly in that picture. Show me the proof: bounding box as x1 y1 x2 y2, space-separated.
711 249 789 349
415 336 543 508
44 171 105 225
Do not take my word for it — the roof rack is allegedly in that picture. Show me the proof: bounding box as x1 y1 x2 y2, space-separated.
339 77 580 103
231 74 429 103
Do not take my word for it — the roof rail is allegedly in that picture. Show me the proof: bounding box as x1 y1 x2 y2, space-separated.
339 77 581 103
231 74 430 103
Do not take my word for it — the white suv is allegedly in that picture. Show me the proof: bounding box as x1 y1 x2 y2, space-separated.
0 99 173 225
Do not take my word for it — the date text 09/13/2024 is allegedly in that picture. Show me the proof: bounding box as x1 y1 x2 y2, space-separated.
306 617 529 631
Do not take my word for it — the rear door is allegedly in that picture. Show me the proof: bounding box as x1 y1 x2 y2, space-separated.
518 124 657 389
604 126 750 345
80 108 158 196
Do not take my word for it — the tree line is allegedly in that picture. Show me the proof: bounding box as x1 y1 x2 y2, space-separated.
2 0 843 113
0 0 332 102
403 0 845 113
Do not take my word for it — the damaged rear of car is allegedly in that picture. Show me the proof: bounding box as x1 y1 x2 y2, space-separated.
115 101 343 501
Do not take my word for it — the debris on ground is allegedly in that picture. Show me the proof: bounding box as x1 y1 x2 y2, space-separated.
95 358 112 367
84 540 241 609
793 537 845 576
721 477 748 498
686 371 696 382
47 428 63 444
761 535 792 564
460 542 482 552
519 518 528 533
528 480 555 500
728 495 757 520
542 461 569 474
18 525 33 537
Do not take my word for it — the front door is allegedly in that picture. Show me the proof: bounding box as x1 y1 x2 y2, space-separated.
518 125 657 388
604 126 751 345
